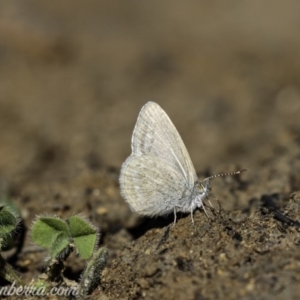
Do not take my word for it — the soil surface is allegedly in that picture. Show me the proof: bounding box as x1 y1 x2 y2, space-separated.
1 1 300 299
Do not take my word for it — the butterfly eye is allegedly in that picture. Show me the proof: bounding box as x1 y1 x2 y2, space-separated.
197 183 205 193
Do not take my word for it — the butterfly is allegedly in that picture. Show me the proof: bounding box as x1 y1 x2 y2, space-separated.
119 101 246 225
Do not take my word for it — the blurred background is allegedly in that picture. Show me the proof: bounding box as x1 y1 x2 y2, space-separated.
0 0 299 191
2 2 300 296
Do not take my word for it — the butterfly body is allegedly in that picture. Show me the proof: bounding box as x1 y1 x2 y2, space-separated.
179 180 211 214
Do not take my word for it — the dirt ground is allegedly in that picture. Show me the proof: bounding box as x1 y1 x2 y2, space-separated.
1 1 300 299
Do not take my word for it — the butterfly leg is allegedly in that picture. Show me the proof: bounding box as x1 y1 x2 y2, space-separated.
190 206 195 225
207 198 214 208
202 203 210 219
208 193 219 208
173 206 177 226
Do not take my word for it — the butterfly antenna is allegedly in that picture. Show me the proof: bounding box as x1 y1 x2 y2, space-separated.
204 169 247 181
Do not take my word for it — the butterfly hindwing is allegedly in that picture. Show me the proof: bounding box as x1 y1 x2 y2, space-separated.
120 154 189 216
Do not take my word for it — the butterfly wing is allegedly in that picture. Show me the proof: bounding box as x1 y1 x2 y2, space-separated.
120 154 189 216
131 101 197 188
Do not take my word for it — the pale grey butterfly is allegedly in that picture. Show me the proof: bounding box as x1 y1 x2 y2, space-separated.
119 101 246 225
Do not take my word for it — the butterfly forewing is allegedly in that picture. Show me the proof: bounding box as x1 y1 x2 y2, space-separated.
120 154 188 216
131 102 197 187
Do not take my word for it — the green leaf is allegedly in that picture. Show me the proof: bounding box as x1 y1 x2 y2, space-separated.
0 195 20 216
0 206 19 236
49 232 70 259
67 216 98 259
31 217 70 258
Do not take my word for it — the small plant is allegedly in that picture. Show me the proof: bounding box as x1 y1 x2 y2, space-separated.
78 247 108 297
31 214 108 296
0 204 23 285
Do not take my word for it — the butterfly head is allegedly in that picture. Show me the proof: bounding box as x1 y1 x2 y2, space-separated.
193 169 247 210
197 180 211 198
191 180 212 211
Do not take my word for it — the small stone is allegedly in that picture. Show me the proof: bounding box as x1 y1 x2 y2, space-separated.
136 278 150 289
97 207 108 215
